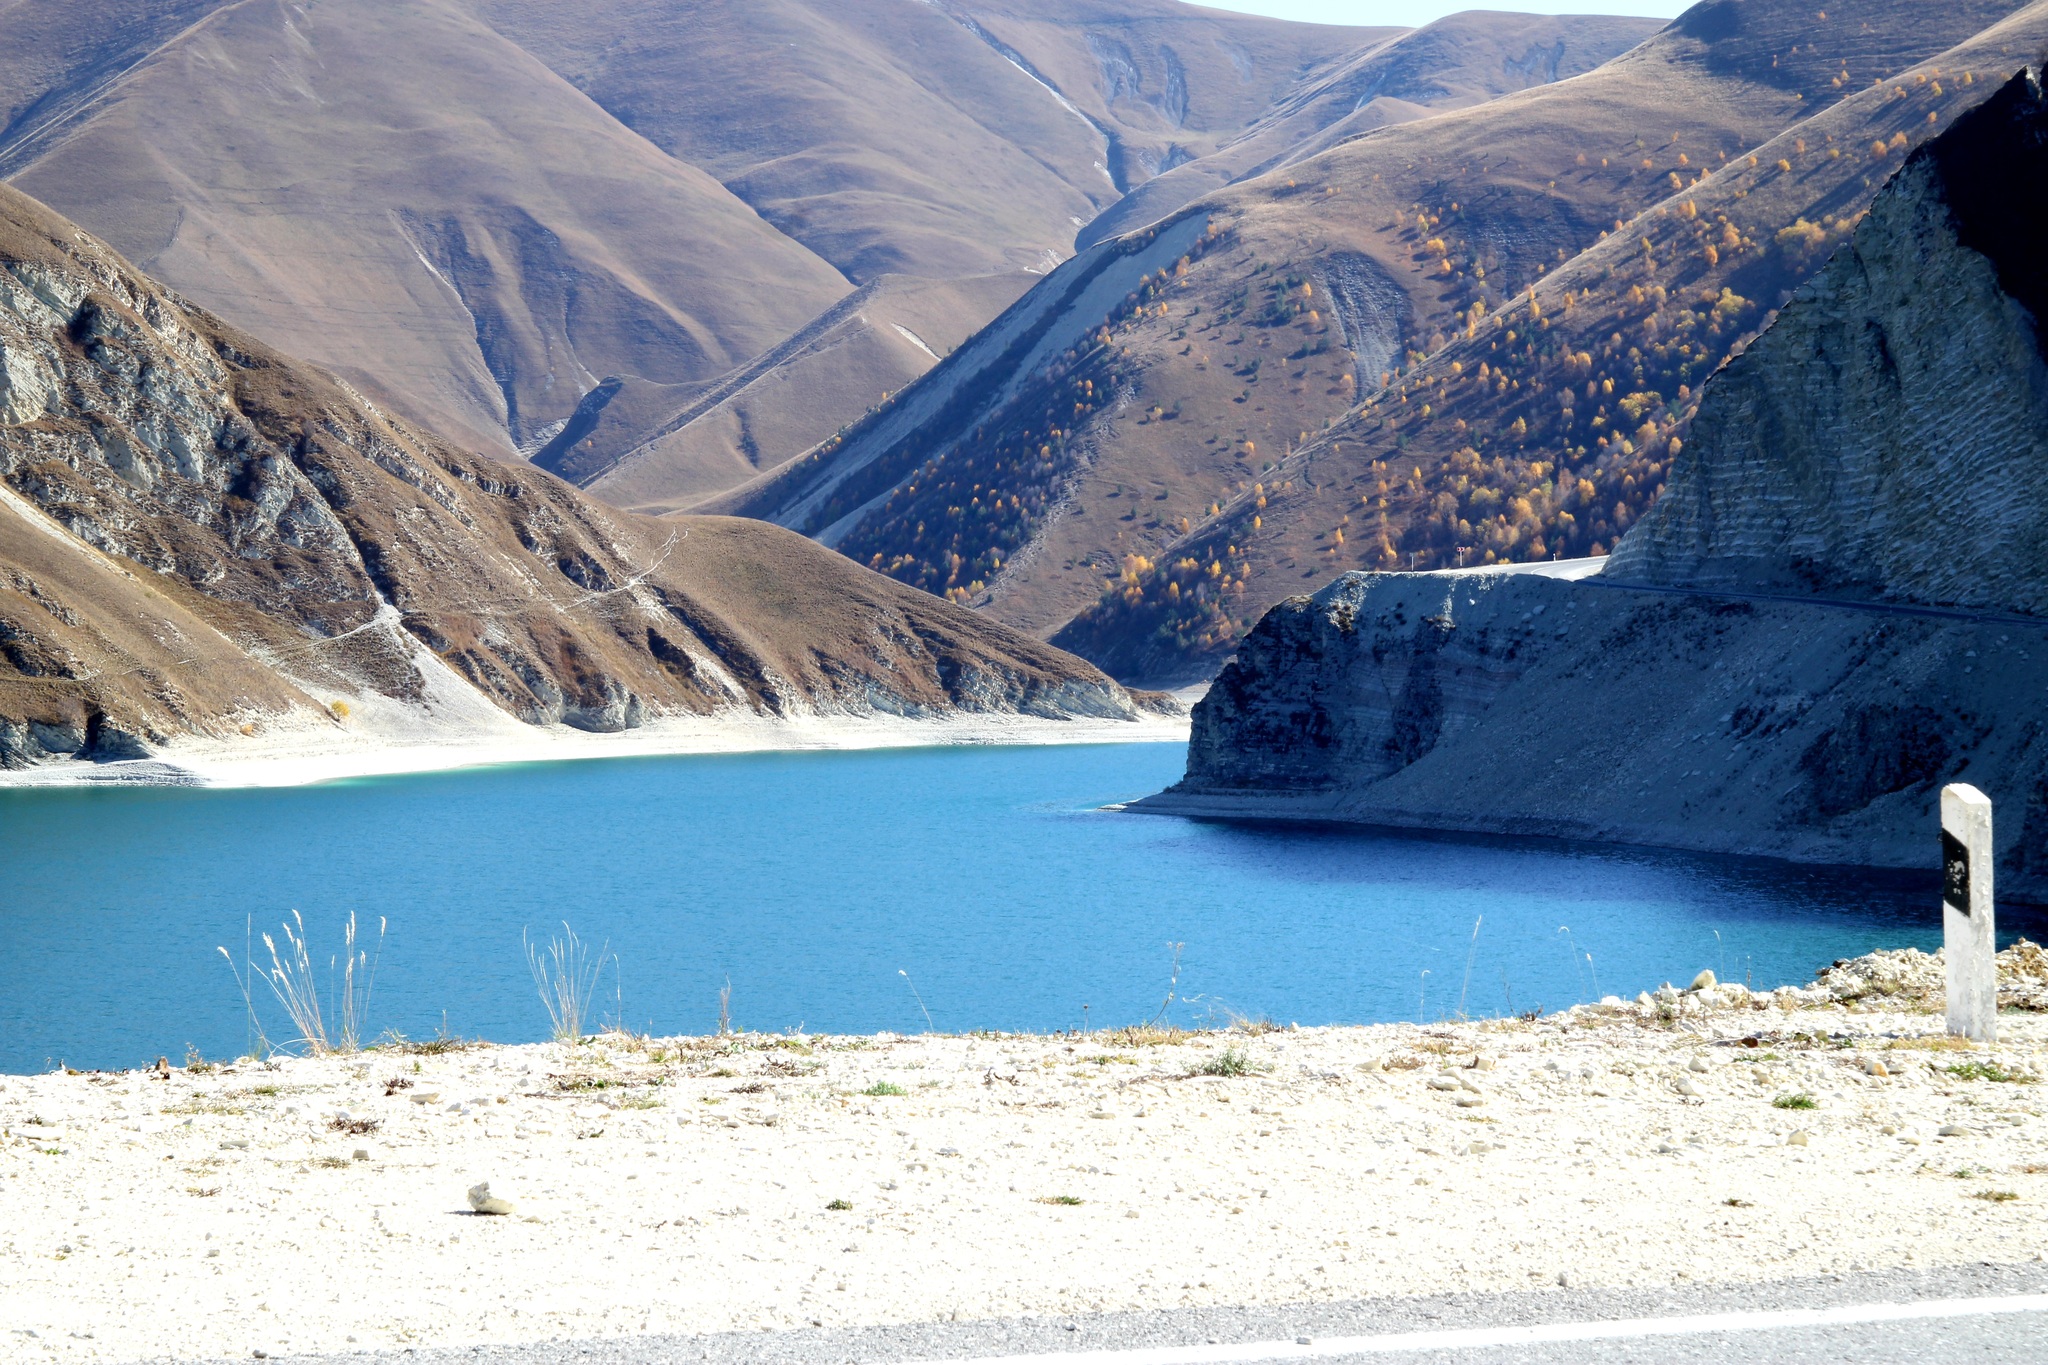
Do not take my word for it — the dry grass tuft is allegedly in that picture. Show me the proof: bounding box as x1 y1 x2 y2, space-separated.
1884 1035 1978 1052
1100 1024 1197 1047
525 922 610 1043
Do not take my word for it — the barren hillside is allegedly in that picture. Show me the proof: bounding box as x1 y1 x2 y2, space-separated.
710 0 2034 684
0 184 1163 770
1 0 1659 510
1 0 854 457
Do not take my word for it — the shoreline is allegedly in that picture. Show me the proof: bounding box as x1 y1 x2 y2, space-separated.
0 707 1194 791
4 955 2045 1363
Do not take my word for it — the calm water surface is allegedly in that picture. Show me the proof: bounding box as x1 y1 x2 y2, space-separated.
0 742 2024 1073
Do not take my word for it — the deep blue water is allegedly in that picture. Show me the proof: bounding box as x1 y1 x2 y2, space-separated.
0 742 2029 1074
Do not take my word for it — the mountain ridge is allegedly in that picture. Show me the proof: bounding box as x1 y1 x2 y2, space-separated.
0 181 1169 773
1136 67 2048 896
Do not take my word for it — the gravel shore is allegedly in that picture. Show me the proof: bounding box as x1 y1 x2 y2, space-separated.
4 958 2046 1363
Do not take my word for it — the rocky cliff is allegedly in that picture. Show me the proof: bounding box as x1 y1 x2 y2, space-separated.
0 185 1168 771
1141 71 2048 899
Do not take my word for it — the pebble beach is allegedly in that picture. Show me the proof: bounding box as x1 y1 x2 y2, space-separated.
4 949 2047 1363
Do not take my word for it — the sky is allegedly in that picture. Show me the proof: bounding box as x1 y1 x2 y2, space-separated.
1200 0 1691 26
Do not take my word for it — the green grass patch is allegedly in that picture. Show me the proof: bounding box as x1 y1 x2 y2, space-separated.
1772 1093 1818 1110
863 1081 907 1097
1195 1044 1268 1077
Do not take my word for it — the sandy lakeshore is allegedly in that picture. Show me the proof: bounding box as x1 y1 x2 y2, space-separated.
0 704 1194 790
4 957 2048 1363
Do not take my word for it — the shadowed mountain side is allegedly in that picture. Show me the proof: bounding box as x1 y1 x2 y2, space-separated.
1078 10 1665 249
1135 71 2048 897
0 184 1168 769
546 273 1039 515
1 0 852 457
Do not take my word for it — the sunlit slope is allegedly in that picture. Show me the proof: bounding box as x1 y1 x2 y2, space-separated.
0 183 1163 766
1061 0 2047 683
1079 9 1665 249
718 0 2030 678
2 0 854 458
559 274 1041 516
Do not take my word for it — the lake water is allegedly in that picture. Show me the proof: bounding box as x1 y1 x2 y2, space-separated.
0 742 2028 1074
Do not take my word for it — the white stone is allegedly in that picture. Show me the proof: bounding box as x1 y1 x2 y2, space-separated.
466 1182 515 1215
1690 970 1717 992
1785 1130 1810 1147
1688 1058 1710 1074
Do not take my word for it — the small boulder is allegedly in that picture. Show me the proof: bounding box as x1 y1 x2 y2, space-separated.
1688 1057 1711 1074
1785 1130 1810 1147
1690 970 1718 992
467 1181 515 1215
1937 1124 1972 1138
1863 1058 1889 1077
1428 1076 1461 1091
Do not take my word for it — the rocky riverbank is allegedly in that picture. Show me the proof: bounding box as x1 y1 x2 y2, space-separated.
4 948 2047 1362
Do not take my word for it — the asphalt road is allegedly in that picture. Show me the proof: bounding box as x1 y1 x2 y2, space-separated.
165 1261 2048 1365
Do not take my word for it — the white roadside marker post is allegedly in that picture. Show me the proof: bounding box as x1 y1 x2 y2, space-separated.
1940 783 1996 1043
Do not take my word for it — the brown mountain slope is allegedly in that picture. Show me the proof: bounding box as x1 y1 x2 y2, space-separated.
0 184 1163 768
1078 9 1665 249
1061 0 2048 683
0 0 854 457
0 0 1677 521
552 273 1042 516
476 0 1394 285
713 0 2030 677
531 4 1656 507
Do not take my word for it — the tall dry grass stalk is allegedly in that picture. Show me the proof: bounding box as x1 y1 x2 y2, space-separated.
525 923 607 1042
223 910 384 1056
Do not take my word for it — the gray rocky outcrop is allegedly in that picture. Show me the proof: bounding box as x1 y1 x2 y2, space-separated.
1143 70 2048 899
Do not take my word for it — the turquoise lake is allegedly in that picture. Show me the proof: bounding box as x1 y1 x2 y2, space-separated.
0 741 2026 1074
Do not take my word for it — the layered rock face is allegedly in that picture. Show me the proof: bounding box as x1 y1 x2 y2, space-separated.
0 185 1166 768
1604 72 2048 615
1146 73 2048 898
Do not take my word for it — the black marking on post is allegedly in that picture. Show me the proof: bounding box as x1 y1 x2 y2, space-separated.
1942 829 1971 915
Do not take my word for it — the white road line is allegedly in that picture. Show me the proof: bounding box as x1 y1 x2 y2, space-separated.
900 1294 2048 1365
